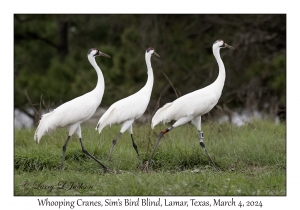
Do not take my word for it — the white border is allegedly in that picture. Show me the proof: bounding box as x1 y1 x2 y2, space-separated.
3 0 297 209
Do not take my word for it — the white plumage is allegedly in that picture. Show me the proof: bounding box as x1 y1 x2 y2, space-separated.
34 48 111 172
34 94 100 142
96 92 150 133
96 47 159 160
151 89 219 128
144 40 234 171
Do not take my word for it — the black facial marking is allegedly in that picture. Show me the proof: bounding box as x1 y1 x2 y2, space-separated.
146 47 154 53
88 48 99 56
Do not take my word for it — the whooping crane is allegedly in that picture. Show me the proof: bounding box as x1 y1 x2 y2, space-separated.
144 40 234 172
34 48 111 172
96 47 159 160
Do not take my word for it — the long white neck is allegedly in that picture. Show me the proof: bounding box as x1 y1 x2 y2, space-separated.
140 53 154 96
88 55 105 99
210 47 226 95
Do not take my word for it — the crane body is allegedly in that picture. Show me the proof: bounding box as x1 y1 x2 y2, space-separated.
96 48 159 160
144 40 234 172
34 48 111 172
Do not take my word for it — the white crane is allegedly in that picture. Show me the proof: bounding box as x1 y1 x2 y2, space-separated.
144 40 234 171
96 47 159 160
34 48 111 172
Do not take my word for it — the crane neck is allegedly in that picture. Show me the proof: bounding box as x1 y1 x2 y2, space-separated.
211 47 226 94
88 55 105 97
141 53 154 95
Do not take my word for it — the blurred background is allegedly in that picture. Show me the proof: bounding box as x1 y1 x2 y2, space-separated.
14 14 286 128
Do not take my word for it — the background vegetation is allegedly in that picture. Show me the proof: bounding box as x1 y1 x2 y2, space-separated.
14 14 286 125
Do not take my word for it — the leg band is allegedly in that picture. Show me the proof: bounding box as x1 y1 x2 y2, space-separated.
162 126 173 134
198 131 204 139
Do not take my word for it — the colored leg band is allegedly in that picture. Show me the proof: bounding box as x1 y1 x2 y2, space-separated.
162 126 173 134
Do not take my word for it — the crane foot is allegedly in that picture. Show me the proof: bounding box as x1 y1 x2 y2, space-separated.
142 161 149 173
104 168 115 174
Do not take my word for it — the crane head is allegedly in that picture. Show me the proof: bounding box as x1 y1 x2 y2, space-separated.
87 48 111 58
146 47 160 57
213 40 234 50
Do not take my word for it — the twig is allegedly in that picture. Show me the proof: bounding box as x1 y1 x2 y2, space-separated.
152 93 162 117
160 70 179 98
24 90 39 115
24 90 42 126
41 88 51 112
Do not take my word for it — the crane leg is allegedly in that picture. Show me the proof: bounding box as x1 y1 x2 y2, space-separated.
108 132 122 161
79 138 109 172
143 126 173 172
198 131 219 171
131 134 139 156
60 135 71 172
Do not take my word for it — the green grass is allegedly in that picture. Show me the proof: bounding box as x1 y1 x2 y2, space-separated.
14 120 286 196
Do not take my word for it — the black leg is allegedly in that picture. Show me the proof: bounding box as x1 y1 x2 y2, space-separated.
131 134 139 156
108 132 122 161
60 136 71 172
143 126 173 172
198 131 219 171
79 138 109 172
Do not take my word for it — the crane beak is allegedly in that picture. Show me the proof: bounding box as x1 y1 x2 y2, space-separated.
153 52 160 57
224 43 234 50
99 51 111 58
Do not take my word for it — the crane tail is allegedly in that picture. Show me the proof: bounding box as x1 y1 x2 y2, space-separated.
34 112 57 143
95 106 117 134
95 121 104 134
95 115 108 134
96 118 113 134
151 102 173 129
